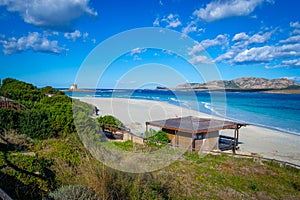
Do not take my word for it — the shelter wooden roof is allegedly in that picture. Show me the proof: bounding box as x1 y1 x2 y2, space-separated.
146 116 247 134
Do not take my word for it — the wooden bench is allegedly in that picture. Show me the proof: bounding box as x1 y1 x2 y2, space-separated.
219 135 239 150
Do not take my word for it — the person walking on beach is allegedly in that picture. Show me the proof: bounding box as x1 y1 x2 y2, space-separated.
94 106 99 116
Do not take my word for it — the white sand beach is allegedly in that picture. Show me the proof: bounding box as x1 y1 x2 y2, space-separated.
77 97 300 166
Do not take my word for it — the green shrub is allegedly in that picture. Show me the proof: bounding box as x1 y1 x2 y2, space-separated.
145 129 170 143
97 115 123 129
0 153 55 199
0 108 20 132
46 185 100 200
112 140 134 151
1 78 43 102
40 86 65 95
19 110 56 139
45 140 80 166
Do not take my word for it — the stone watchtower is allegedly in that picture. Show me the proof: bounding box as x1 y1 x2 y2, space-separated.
69 84 78 91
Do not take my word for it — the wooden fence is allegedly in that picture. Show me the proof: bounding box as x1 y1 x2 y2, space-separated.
0 188 13 200
210 150 300 169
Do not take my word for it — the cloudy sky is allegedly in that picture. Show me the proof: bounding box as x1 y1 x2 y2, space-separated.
0 0 300 88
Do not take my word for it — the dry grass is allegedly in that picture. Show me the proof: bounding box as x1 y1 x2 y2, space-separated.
1 133 300 199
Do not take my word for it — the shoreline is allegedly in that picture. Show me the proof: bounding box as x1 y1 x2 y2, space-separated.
72 95 300 136
64 88 300 94
75 97 300 166
214 113 300 137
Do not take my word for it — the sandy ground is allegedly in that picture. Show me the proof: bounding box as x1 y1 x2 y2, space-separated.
76 97 300 166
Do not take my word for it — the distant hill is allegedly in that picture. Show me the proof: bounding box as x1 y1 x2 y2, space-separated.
177 77 300 90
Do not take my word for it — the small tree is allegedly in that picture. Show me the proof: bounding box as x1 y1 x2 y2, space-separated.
97 115 123 131
145 128 170 145
40 86 65 95
150 130 170 143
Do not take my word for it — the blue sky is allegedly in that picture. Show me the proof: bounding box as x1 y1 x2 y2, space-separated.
0 0 300 88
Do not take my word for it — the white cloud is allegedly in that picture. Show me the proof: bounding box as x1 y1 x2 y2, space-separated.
217 42 300 65
233 46 274 64
82 32 89 42
266 59 300 69
154 14 181 28
64 30 82 41
290 21 300 29
289 21 300 35
279 35 300 43
248 32 272 44
215 30 274 63
188 34 228 55
181 21 205 37
0 32 66 54
64 30 93 43
276 43 300 58
182 24 197 36
214 50 235 63
130 48 146 56
189 55 212 65
0 0 97 30
193 0 271 22
153 17 160 26
201 34 229 50
291 29 300 35
83 32 89 38
43 31 59 37
188 43 204 55
232 32 249 41
162 14 182 28
281 59 300 67
232 31 273 47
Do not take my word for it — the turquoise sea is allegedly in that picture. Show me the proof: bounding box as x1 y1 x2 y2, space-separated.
66 90 300 136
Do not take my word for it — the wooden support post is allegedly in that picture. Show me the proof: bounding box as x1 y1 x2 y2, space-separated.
4 94 8 109
175 130 178 147
192 132 195 152
236 128 239 144
233 128 237 154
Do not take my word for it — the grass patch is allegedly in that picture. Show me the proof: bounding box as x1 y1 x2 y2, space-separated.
1 133 300 199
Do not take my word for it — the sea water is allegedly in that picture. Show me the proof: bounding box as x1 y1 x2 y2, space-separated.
66 90 300 136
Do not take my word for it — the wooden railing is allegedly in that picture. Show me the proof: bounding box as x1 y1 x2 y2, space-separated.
211 150 300 170
102 124 130 134
0 96 27 111
0 188 13 200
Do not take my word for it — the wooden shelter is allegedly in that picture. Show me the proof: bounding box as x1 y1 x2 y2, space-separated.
146 116 247 153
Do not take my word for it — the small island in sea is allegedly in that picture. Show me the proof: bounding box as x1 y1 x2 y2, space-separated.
176 77 300 94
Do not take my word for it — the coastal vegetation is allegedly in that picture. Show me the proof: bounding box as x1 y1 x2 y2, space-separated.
145 129 170 146
0 78 299 199
97 115 123 130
